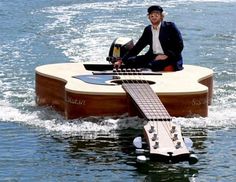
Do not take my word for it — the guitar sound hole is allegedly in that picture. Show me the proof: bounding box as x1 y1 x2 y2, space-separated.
111 79 155 85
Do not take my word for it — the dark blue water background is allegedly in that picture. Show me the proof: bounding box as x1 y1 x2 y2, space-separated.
0 0 236 181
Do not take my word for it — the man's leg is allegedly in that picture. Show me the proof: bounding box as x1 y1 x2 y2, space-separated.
148 59 172 71
125 55 150 68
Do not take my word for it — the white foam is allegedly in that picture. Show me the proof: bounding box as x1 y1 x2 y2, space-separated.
174 106 236 129
0 99 146 138
0 99 235 139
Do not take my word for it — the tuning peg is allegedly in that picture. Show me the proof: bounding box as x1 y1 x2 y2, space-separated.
126 68 131 72
173 133 178 141
137 155 149 163
170 125 176 133
175 141 181 149
183 137 193 149
189 154 198 165
152 133 158 141
149 125 155 133
153 141 159 149
133 136 142 148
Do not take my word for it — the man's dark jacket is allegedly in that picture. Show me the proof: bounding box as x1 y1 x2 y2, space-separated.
123 21 184 71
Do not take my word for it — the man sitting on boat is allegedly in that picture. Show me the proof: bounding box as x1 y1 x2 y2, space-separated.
114 5 184 71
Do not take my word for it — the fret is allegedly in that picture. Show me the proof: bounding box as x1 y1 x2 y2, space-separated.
122 83 171 120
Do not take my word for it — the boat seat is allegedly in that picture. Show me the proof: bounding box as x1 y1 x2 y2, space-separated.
163 65 174 72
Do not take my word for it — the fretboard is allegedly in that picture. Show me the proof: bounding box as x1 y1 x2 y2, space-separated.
122 83 171 121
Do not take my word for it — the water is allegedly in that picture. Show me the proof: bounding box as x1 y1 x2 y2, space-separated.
0 0 236 181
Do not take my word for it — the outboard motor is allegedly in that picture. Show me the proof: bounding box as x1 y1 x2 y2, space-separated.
106 37 134 63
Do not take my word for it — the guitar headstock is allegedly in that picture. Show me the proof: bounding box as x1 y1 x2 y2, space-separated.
143 120 190 162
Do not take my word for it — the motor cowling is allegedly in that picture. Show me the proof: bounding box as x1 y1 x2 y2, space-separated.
106 37 134 63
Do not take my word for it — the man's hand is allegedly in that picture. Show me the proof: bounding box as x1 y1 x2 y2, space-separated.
154 54 168 61
113 59 122 69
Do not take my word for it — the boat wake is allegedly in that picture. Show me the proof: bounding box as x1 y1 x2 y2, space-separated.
0 99 235 140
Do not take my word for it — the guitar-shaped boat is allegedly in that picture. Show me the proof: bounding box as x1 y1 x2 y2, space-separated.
35 37 213 164
35 64 211 163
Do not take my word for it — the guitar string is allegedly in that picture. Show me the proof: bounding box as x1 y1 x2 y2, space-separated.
124 68 156 124
132 68 175 144
130 68 169 137
115 66 175 145
113 67 154 123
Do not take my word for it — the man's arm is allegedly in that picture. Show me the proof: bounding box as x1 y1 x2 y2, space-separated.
165 22 184 60
122 26 150 64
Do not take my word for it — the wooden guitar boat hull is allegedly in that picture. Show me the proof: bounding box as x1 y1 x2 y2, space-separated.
35 63 213 119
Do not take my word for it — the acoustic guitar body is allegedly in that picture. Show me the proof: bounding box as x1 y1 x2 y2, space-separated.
35 63 213 119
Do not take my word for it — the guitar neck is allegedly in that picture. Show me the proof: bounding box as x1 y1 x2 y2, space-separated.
122 82 190 159
122 83 171 121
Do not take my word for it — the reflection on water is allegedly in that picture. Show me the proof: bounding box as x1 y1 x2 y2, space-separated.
49 128 203 182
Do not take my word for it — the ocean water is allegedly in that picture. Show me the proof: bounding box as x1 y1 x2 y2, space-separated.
0 0 236 181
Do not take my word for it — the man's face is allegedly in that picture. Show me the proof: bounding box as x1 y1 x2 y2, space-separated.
148 11 162 25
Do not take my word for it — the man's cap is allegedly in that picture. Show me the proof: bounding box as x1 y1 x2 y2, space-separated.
147 5 163 14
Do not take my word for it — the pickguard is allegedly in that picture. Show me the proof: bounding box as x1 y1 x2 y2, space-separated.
73 75 116 85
